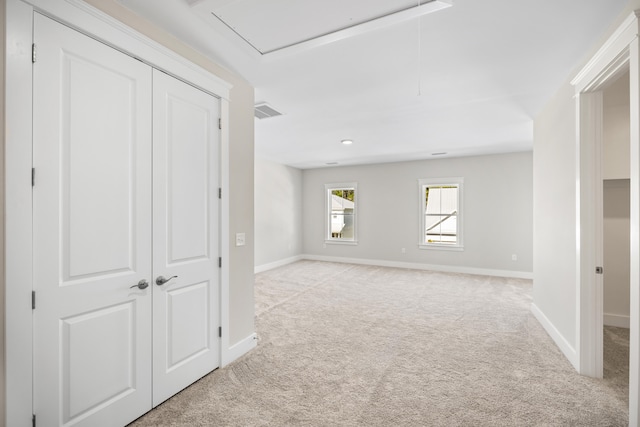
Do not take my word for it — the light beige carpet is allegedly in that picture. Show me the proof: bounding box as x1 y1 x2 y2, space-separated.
130 261 629 426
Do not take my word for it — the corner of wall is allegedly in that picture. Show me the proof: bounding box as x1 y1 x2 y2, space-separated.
254 157 304 270
530 303 579 370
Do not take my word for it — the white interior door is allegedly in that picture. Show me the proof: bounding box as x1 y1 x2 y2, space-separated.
32 13 153 427
152 69 221 406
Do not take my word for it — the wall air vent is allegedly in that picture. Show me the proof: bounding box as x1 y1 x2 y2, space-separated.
255 103 283 119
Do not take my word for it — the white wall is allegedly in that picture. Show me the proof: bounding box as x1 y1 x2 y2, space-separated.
255 157 303 270
604 179 630 327
604 71 631 180
532 0 640 361
302 152 533 276
533 81 580 349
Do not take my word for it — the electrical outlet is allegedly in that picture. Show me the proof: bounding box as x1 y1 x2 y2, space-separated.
235 233 246 246
401 248 406 254
511 254 517 261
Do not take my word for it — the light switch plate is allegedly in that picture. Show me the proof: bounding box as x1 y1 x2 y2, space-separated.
236 233 246 247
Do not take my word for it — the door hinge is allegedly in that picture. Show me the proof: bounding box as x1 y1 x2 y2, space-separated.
218 326 222 338
218 257 222 268
596 266 604 274
32 414 36 427
32 44 36 63
218 188 222 199
218 118 222 130
32 168 35 187
32 291 36 310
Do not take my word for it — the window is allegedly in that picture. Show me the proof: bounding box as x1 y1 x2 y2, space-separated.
418 178 463 250
325 183 357 244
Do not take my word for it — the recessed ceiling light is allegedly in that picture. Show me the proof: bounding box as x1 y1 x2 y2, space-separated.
342 139 354 145
431 152 447 156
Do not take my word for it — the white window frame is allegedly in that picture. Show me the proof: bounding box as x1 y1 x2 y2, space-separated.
418 177 464 251
325 182 358 245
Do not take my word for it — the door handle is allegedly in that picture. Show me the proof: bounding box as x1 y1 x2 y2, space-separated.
156 275 178 286
130 279 149 290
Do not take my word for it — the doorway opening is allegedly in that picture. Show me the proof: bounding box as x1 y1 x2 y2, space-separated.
571 11 640 424
602 70 630 404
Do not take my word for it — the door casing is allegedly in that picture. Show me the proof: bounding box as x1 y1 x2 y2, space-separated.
571 10 640 426
5 0 232 425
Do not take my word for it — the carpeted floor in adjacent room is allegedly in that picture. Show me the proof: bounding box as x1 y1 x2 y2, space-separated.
130 261 629 426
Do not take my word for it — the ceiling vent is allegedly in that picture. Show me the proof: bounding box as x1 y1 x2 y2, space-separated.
255 103 283 120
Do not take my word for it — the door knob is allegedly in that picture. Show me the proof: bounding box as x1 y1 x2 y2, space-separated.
156 275 178 286
130 279 149 290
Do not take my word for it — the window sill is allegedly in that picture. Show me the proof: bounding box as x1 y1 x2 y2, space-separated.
325 240 358 246
419 244 464 252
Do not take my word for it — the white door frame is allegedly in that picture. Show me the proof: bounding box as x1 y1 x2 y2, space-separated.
5 0 232 425
571 10 640 425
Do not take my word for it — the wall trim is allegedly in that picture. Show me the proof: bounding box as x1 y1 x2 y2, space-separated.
5 1 35 424
221 333 257 367
219 98 231 372
571 11 639 93
604 313 631 329
41 0 233 99
570 9 640 424
301 254 533 279
531 303 579 371
255 255 304 274
575 90 605 379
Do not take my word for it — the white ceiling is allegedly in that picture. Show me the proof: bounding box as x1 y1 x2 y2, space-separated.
118 0 628 169
207 0 452 55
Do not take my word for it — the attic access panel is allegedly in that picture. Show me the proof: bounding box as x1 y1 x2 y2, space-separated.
206 0 450 55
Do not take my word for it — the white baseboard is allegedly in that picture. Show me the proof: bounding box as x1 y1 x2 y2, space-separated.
255 255 304 274
221 333 257 367
604 313 630 328
531 303 579 370
301 254 533 279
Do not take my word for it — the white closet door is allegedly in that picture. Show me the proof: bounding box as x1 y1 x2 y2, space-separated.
32 13 153 427
152 69 220 406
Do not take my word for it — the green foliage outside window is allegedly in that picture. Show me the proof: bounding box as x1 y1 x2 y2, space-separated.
332 189 355 201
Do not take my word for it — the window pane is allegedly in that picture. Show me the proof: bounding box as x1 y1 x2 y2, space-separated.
426 215 457 244
424 185 458 244
328 186 356 241
331 212 354 238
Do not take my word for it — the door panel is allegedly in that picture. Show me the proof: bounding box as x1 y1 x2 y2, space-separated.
33 14 221 425
62 302 136 421
166 282 210 369
166 94 211 263
33 13 153 427
64 50 139 281
152 69 220 406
